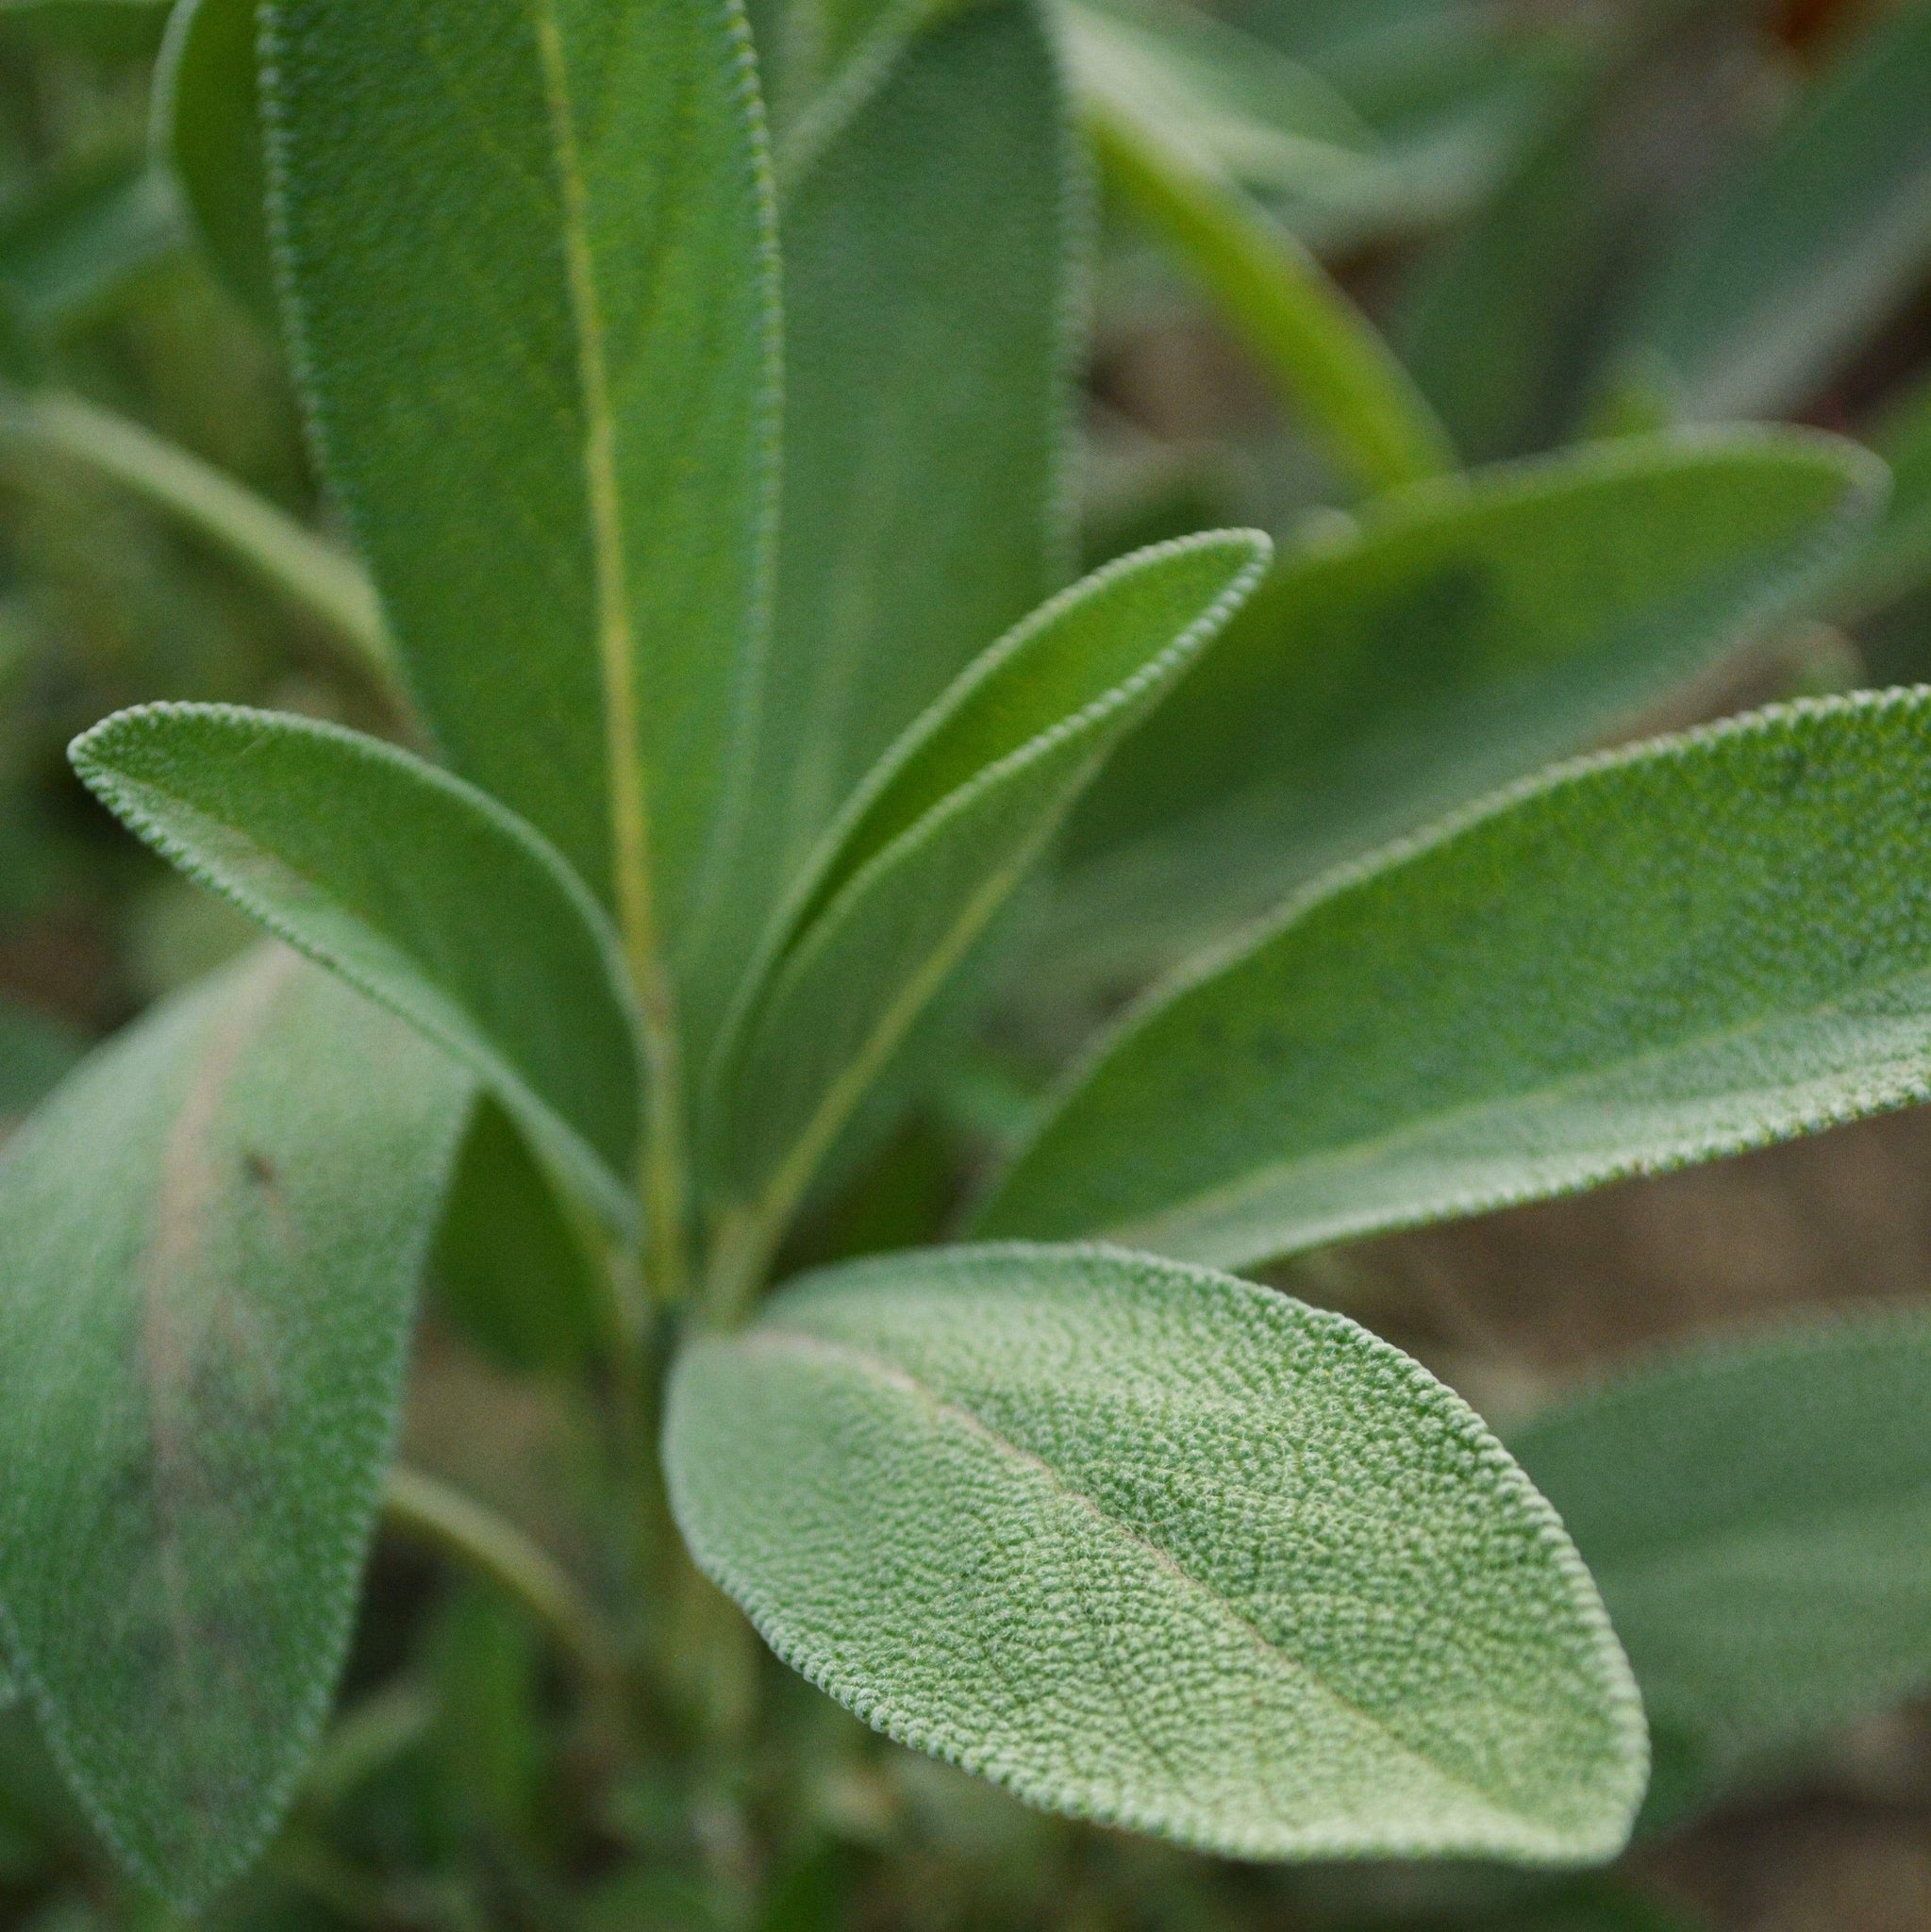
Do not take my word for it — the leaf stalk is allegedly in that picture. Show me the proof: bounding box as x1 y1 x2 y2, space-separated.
381 1465 624 1698
1083 90 1456 498
0 386 401 701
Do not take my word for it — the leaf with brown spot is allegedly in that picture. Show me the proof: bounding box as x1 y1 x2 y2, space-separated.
0 946 474 1908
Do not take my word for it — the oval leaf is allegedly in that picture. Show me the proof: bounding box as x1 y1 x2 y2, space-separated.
985 688 1931 1270
1619 0 1931 420
72 703 641 1227
709 533 1269 1245
1044 430 1885 993
264 0 781 1054
155 0 276 328
665 1242 1646 1863
713 0 1078 1061
0 949 474 1907
1511 1305 1931 1826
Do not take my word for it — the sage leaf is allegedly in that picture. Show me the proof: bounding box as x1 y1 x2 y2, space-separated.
665 1242 1646 1864
1823 373 1931 625
1511 1306 1931 1826
717 0 1076 1057
155 0 276 330
1618 0 1931 421
1395 100 1607 466
431 1099 601 1374
72 703 641 1229
756 0 944 183
1089 88 1455 499
1063 0 1373 196
1256 7 1576 257
708 533 1269 1274
984 688 1931 1270
1041 430 1884 993
0 948 474 1907
264 0 781 1046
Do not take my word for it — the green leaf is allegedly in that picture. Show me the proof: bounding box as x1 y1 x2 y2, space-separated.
1394 81 1606 466
0 0 170 57
1063 0 1373 195
719 0 1078 1058
665 1242 1646 1864
1822 372 1931 625
263 0 781 1052
71 703 641 1229
1618 1 1931 421
0 388 392 686
431 1099 601 1374
1259 8 1579 256
707 533 1269 1290
983 688 1931 1271
0 149 183 349
0 948 474 1907
1040 430 1885 994
756 0 949 185
1088 87 1455 498
1510 1305 1931 1827
154 0 276 330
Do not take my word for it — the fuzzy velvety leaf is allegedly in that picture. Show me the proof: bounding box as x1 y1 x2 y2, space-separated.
985 689 1931 1270
666 1243 1646 1863
1040 431 1884 994
72 704 641 1227
1619 1 1931 420
708 534 1269 1259
713 0 1077 1063
0 948 473 1907
155 0 276 329
1511 1306 1931 1826
264 0 780 1050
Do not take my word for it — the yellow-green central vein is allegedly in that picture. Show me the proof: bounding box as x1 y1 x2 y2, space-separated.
530 0 690 1293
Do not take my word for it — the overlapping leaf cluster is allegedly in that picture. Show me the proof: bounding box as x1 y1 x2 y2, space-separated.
0 0 1927 1928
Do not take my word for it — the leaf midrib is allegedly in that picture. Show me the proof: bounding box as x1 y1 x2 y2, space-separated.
528 0 689 1272
746 1323 1575 1840
527 0 652 981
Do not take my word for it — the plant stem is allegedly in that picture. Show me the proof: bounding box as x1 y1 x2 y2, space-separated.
303 1682 440 1810
382 1465 623 1696
640 1032 692 1306
1084 91 1456 499
0 387 402 700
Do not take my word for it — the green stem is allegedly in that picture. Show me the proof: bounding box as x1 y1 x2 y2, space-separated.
1085 91 1456 499
382 1465 623 1695
303 1682 439 1809
0 387 401 698
701 1201 776 1332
